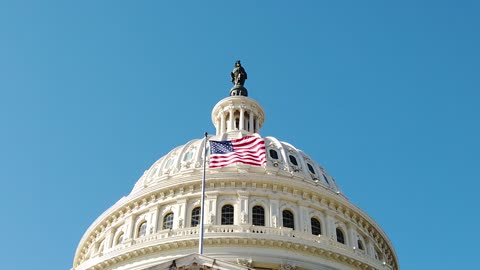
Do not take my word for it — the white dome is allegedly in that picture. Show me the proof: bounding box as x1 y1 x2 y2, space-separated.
73 88 398 270
131 133 341 195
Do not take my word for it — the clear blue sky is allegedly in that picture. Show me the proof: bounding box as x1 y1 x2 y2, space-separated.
1 1 479 269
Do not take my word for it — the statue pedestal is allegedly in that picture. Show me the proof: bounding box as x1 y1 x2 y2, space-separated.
229 85 248 97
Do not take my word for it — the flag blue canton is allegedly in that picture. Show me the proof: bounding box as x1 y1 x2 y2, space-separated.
210 141 234 154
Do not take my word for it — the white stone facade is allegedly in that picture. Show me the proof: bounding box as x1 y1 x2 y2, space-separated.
73 94 399 270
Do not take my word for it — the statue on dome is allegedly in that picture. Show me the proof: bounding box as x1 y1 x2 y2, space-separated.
231 60 248 86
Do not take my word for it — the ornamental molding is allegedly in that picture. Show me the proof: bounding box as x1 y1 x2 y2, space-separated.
266 141 281 149
74 176 395 268
75 234 391 270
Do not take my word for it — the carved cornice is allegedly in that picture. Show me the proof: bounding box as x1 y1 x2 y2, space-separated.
75 230 391 270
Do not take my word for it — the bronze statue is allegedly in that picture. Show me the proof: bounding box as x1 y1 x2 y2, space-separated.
231 60 247 86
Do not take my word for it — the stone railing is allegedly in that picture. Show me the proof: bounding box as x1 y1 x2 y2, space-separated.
82 225 389 270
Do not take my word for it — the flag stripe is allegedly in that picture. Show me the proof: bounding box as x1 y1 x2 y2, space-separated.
209 136 266 168
209 151 266 161
210 151 266 165
209 155 266 165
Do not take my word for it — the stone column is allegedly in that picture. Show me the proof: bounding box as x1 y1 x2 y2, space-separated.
228 108 234 131
104 229 114 250
149 206 159 234
220 112 226 135
239 108 245 131
238 191 249 225
176 199 187 229
255 116 260 133
325 213 336 239
367 239 375 257
299 205 308 233
269 198 279 228
347 223 356 247
124 215 135 240
206 193 218 224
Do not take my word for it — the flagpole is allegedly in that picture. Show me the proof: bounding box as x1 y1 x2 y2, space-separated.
199 132 208 254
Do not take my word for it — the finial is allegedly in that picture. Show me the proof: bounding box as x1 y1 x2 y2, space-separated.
229 60 248 97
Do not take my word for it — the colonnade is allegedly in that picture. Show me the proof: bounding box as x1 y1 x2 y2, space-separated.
211 96 265 136
87 193 382 263
215 107 262 135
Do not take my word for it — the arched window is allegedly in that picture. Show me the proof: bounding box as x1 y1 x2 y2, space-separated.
191 207 201 227
336 228 345 244
138 221 147 237
358 239 365 250
163 213 174 229
269 149 279 159
221 205 234 225
311 218 321 235
115 232 124 245
307 163 316 174
282 210 294 229
164 158 174 170
252 206 265 226
183 150 195 162
289 155 298 166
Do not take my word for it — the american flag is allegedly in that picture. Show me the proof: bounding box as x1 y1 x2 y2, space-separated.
209 136 266 168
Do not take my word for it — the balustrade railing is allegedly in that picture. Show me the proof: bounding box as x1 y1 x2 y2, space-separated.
91 225 387 269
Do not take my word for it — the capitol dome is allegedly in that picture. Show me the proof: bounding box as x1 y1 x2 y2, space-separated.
73 66 399 270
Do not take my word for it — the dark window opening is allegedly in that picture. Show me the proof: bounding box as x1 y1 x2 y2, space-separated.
221 205 234 225
191 207 201 227
289 155 298 165
311 218 321 235
163 213 174 230
336 228 345 244
307 163 315 174
282 210 294 229
138 222 147 237
252 206 265 226
358 240 364 250
269 149 279 159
